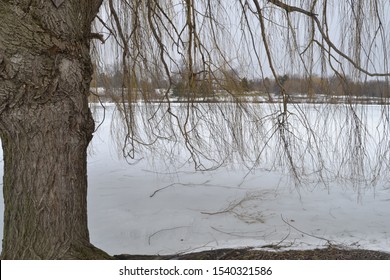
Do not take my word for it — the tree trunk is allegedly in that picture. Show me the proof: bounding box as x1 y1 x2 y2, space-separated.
0 1 111 259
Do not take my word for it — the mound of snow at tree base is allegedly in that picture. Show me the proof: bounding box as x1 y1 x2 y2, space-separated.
1 103 389 255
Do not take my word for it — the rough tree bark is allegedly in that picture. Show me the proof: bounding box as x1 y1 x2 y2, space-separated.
0 0 111 259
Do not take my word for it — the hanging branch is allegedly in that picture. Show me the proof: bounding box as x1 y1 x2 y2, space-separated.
268 0 390 77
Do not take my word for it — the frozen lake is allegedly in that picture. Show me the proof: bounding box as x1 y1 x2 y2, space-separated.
1 102 390 255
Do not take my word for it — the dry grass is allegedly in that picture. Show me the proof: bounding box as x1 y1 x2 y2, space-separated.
115 246 390 260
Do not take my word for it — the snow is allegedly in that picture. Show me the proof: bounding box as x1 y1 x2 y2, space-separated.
0 103 390 256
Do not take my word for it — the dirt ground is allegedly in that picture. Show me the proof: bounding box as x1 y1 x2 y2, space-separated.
115 246 390 260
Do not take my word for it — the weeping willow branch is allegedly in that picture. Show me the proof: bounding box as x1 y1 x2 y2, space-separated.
268 0 390 77
92 0 390 188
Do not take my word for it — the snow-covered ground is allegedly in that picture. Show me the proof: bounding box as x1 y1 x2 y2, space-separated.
0 103 389 256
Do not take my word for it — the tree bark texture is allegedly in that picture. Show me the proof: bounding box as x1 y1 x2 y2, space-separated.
0 0 110 259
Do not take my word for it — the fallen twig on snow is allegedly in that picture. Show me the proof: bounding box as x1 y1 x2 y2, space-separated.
280 214 334 245
148 226 190 245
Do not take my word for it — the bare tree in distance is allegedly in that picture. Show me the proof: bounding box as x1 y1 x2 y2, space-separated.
0 0 389 259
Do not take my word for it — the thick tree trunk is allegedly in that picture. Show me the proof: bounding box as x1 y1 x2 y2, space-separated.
0 1 110 259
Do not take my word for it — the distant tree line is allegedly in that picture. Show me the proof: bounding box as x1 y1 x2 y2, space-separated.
91 66 390 100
